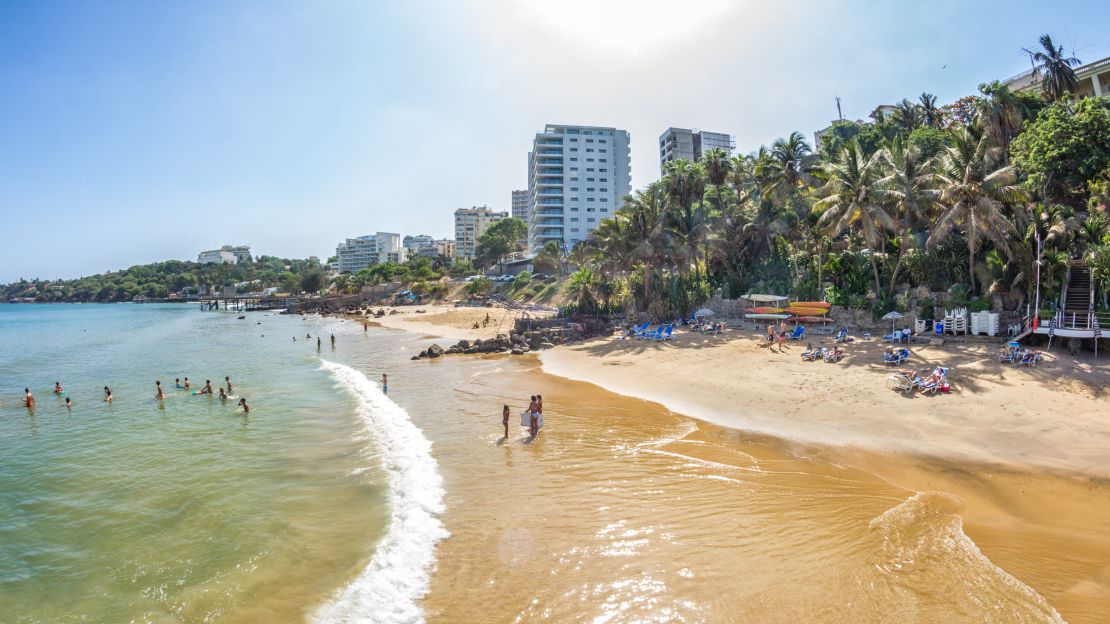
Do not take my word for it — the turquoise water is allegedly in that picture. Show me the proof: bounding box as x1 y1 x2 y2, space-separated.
0 304 415 622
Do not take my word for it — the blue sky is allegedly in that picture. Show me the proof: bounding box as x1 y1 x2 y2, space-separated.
2 0 1109 282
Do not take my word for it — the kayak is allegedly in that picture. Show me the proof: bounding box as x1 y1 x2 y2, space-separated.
748 307 786 314
792 301 831 308
791 316 835 323
745 313 792 320
786 307 829 316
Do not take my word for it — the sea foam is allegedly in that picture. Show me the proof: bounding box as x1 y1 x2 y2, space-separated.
314 360 448 624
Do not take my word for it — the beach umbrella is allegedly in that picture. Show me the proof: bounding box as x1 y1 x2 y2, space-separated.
881 310 905 334
694 308 715 318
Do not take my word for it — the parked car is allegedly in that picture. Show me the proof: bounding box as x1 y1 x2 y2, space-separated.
464 275 483 282
531 273 548 281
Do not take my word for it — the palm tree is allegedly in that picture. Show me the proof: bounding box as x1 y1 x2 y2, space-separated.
1027 34 1081 102
928 128 1029 294
768 131 815 196
814 140 895 295
919 93 941 129
976 81 1027 153
701 148 733 214
879 136 939 293
893 99 924 134
534 240 564 276
662 159 708 275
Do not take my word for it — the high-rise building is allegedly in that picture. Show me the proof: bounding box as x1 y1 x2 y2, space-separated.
527 124 631 251
335 232 402 273
658 128 734 174
454 206 507 259
435 239 456 259
511 189 529 223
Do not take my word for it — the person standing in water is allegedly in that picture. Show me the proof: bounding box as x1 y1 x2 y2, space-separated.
225 376 232 393
201 380 213 395
183 377 191 390
65 397 73 410
317 337 321 350
330 334 336 348
54 382 63 395
218 387 228 401
103 386 113 402
502 404 510 438
24 388 35 409
381 373 388 394
155 380 165 400
237 398 250 414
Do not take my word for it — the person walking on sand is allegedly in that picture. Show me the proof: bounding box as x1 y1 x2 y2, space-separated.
502 404 510 438
237 398 250 414
766 324 775 345
155 380 165 400
225 376 232 392
778 321 788 352
24 388 35 409
103 386 113 402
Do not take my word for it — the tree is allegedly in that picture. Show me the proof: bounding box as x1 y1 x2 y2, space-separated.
929 128 1029 294
814 141 894 295
1011 97 1110 201
919 92 942 129
879 136 939 293
908 127 950 159
1026 34 1081 102
893 99 924 134
474 217 527 270
533 240 563 276
300 267 325 294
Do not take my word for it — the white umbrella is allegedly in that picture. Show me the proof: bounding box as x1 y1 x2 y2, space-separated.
882 310 905 334
694 308 715 318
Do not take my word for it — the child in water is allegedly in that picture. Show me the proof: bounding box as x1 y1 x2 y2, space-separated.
54 382 63 395
155 380 165 400
65 397 73 409
237 398 250 414
218 387 228 401
103 386 113 402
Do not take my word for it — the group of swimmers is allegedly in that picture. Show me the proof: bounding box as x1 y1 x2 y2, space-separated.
502 394 543 438
294 332 335 350
22 377 248 414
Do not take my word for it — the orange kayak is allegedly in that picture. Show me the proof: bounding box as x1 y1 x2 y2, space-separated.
786 306 829 316
792 301 831 308
748 307 786 314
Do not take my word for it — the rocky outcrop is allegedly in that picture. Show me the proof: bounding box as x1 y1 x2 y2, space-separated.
411 321 614 360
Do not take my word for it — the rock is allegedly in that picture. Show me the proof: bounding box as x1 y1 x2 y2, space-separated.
465 346 480 354
411 355 420 360
447 346 460 354
428 344 444 358
457 339 472 350
511 348 524 355
417 350 428 358
539 342 555 349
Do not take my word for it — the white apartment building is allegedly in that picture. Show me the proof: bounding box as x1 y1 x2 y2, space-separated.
454 206 507 259
336 232 402 273
511 189 529 223
435 239 456 258
403 234 438 260
527 124 631 251
197 244 251 264
658 128 734 174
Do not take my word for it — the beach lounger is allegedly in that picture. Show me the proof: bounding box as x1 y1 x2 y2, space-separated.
656 326 674 341
801 347 823 361
788 326 806 340
640 326 663 340
883 348 910 365
835 328 848 342
823 348 844 363
887 369 923 393
1020 351 1042 366
919 367 949 395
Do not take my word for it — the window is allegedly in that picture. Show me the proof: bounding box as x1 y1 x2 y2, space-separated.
600 208 609 213
570 148 578 152
570 158 578 162
587 158 594 162
599 159 607 163
570 217 579 222
570 138 578 142
586 138 594 142
570 187 578 191
599 178 608 182
599 149 606 153
600 139 607 143
570 167 578 171
600 198 608 202
587 218 595 223
571 207 579 211
587 197 595 202
599 168 607 172
571 228 579 233
570 197 578 201
586 148 594 153
599 188 607 192
570 177 578 181
587 187 595 192
587 207 596 212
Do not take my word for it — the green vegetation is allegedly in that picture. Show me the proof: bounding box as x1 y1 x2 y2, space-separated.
474 217 527 269
570 34 1110 319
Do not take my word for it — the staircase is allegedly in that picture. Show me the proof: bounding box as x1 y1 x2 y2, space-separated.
1064 261 1092 314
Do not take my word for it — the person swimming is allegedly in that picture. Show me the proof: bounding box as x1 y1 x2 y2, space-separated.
103 386 113 402
225 376 232 392
175 378 183 389
65 397 73 409
54 382 63 395
155 380 165 400
201 380 213 395
183 377 191 390
24 388 35 409
218 387 228 401
237 398 250 414
306 333 311 339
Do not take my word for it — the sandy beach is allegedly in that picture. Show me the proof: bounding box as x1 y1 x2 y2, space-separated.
362 303 554 342
540 326 1110 478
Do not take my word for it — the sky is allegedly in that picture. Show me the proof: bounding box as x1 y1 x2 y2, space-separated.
2 0 1109 282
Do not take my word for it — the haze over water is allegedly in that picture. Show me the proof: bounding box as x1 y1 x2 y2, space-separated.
2 304 1104 622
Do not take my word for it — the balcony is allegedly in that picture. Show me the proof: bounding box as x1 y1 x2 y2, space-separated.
535 209 563 216
536 199 563 205
536 218 564 225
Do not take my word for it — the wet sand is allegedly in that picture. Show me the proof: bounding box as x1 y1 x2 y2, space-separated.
385 351 1110 623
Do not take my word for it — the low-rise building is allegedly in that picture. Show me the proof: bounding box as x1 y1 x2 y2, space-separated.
435 239 456 258
335 232 402 273
403 234 439 260
1003 55 1110 99
197 249 237 264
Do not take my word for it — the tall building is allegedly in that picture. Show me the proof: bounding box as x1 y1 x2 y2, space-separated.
335 232 402 273
658 128 734 174
197 244 251 264
403 234 437 260
454 206 507 259
527 124 631 251
511 189 529 222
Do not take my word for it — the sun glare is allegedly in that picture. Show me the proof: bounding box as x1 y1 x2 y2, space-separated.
513 0 731 56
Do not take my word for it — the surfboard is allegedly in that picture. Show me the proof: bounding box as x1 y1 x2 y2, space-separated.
744 313 792 320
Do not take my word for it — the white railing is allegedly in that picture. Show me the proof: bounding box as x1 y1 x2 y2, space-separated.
1052 310 1094 330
